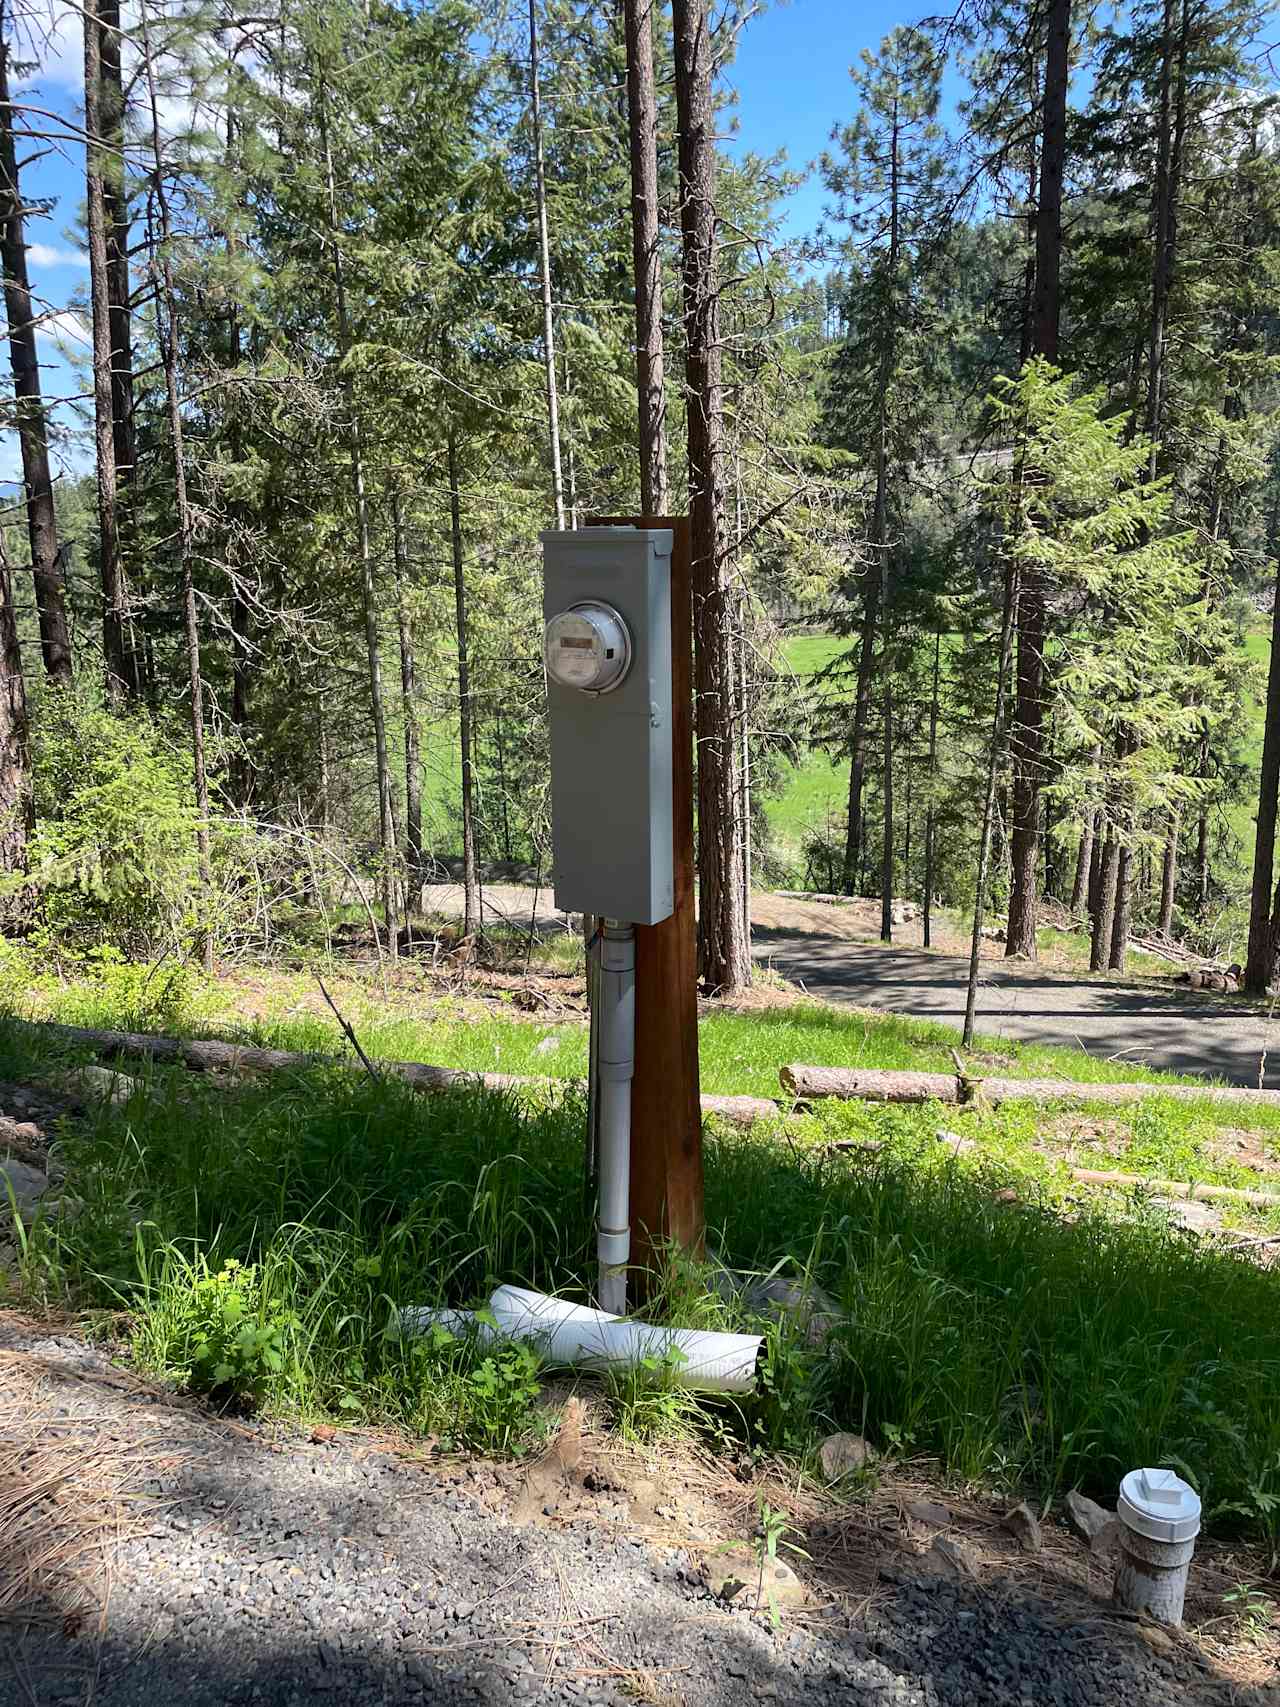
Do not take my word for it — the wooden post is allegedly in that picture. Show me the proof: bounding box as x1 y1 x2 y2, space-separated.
587 514 703 1274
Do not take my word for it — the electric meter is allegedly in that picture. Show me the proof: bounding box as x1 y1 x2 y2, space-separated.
544 601 633 694
539 527 674 925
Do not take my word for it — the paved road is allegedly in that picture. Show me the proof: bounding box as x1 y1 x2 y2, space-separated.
753 928 1279 1086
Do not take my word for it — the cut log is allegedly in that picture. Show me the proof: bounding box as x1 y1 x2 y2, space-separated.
780 1062 1280 1112
26 1021 776 1127
1065 1171 1279 1210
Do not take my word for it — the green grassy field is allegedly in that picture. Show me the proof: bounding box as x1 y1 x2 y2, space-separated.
765 633 849 875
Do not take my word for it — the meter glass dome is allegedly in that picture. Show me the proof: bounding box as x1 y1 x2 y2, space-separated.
544 601 632 693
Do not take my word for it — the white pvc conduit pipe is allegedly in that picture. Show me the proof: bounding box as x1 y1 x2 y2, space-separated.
595 920 634 1314
400 1285 763 1394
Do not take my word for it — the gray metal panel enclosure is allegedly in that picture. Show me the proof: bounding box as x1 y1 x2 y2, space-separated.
540 528 674 925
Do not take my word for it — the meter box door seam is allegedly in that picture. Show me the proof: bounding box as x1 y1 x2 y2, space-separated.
540 528 674 927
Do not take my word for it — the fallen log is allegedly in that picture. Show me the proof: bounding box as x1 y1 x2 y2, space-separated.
1066 1170 1279 1210
779 1062 1280 1111
28 1021 777 1127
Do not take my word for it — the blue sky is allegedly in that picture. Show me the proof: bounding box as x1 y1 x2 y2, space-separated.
723 0 914 241
2 0 908 489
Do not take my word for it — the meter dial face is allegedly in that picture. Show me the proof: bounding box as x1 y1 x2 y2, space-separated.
544 602 633 693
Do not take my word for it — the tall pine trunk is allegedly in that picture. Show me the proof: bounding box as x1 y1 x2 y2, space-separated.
1091 835 1119 971
1006 0 1071 959
672 0 749 989
623 0 668 514
448 425 480 942
84 0 138 703
963 561 1017 1048
529 0 565 527
1245 512 1280 993
141 2 212 968
319 88 398 956
922 630 940 946
0 14 70 684
841 568 879 894
393 490 423 887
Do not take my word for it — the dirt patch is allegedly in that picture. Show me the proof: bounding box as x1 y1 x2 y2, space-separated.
1205 1128 1280 1176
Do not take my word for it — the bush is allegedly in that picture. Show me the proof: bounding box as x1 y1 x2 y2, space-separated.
23 688 208 959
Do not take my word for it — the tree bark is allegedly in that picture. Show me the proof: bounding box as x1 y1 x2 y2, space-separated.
392 490 423 888
842 566 880 894
623 0 668 515
84 0 138 703
672 0 749 990
318 85 397 955
448 424 480 942
0 536 29 886
141 4 212 969
99 0 135 498
1091 835 1119 971
1070 811 1094 917
1109 843 1132 971
880 661 894 941
529 0 566 528
923 630 940 946
1246 539 1280 992
1007 0 1071 959
964 561 1017 1048
0 16 71 684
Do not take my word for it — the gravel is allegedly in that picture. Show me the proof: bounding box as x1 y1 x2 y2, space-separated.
0 1325 1263 1707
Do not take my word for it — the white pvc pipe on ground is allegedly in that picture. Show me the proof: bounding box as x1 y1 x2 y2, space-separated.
400 1285 763 1393
1112 1467 1201 1627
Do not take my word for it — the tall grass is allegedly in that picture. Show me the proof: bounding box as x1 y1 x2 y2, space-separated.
10 1020 1277 1544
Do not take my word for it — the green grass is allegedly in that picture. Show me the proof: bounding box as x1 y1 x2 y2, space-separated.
6 1012 1278 1547
765 634 849 868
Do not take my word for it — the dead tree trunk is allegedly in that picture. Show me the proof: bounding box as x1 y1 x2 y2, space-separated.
1006 0 1071 960
318 87 398 956
672 0 749 990
447 425 480 942
623 0 668 514
84 0 139 703
393 490 423 887
141 2 212 969
0 15 71 684
528 0 566 528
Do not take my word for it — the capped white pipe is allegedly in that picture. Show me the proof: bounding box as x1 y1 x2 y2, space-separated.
1112 1467 1201 1627
400 1284 763 1394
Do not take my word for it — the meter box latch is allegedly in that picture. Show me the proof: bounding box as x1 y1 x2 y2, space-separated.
540 528 674 926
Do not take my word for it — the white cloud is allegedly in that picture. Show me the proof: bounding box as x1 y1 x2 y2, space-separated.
27 242 87 269
34 309 90 348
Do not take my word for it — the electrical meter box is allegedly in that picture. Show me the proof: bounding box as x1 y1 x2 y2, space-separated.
540 527 674 926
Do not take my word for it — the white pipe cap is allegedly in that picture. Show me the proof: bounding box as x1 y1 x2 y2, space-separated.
1117 1468 1202 1543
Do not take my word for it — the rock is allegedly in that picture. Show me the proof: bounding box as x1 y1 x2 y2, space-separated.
702 1545 808 1612
1064 1490 1112 1544
819 1432 876 1481
739 1274 840 1348
936 1130 978 1157
0 1157 48 1222
1001 1502 1042 1554
56 1064 137 1106
905 1499 952 1529
534 1035 559 1056
1089 1516 1121 1559
926 1535 978 1580
1151 1197 1219 1235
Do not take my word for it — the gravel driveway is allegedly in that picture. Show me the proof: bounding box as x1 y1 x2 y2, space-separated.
3 1322 1271 1707
753 931 1278 1086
